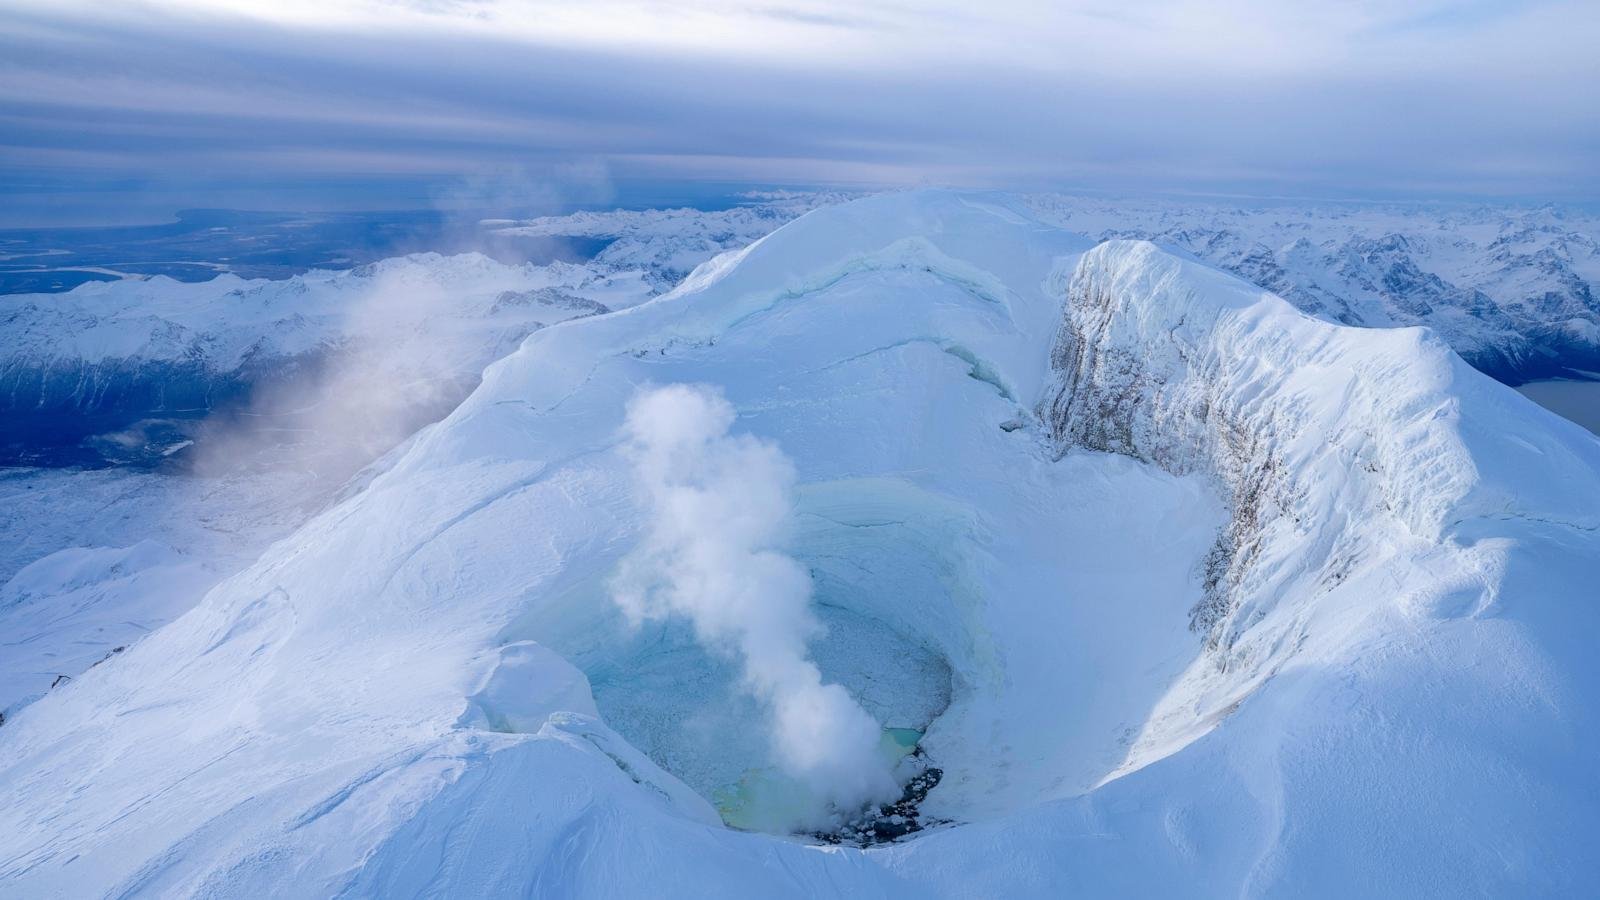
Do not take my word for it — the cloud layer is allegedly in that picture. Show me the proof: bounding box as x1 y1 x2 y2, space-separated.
2 0 1597 212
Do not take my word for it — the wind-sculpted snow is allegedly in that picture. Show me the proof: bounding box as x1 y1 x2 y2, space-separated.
3 192 1599 897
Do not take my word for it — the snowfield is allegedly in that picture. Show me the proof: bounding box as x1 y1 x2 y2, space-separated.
2 191 1599 897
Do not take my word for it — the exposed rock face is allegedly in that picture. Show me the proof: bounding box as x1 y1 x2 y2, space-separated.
1039 240 1600 668
1041 243 1299 651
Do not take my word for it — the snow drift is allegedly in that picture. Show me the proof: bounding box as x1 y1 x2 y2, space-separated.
2 191 1598 897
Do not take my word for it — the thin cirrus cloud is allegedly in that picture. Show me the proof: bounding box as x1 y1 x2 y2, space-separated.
0 0 1596 217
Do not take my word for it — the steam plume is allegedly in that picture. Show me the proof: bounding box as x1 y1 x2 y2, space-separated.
611 383 897 825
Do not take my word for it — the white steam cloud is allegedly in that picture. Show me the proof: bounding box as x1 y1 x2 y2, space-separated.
611 383 897 824
189 265 474 488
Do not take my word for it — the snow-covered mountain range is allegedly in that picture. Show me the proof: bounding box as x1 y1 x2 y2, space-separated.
1025 195 1600 383
0 207 814 723
2 191 1597 896
0 193 859 468
3 191 1594 468
0 255 650 467
487 190 853 290
0 197 848 723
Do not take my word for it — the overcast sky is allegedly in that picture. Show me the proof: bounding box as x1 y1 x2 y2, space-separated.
2 0 1597 222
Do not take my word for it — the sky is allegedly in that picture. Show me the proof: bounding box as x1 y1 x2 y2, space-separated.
2 0 1598 223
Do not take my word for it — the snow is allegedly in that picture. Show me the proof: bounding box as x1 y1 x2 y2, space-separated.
2 190 1599 896
0 464 321 717
488 192 853 289
0 198 840 735
0 252 654 417
1023 194 1600 381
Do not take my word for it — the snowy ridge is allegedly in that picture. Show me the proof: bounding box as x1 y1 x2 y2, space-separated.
1047 240 1600 616
1042 239 1600 774
2 192 1599 896
1025 195 1600 382
489 191 854 289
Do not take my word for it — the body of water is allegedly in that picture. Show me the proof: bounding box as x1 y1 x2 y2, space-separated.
1517 378 1600 436
0 208 617 294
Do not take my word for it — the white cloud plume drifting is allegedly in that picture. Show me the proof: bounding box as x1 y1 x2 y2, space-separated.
610 384 897 826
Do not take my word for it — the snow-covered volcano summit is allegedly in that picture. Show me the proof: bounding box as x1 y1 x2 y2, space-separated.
2 191 1597 897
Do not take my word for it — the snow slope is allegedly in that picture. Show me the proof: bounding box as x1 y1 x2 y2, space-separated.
2 192 1598 897
0 199 824 725
0 464 316 717
0 253 655 722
